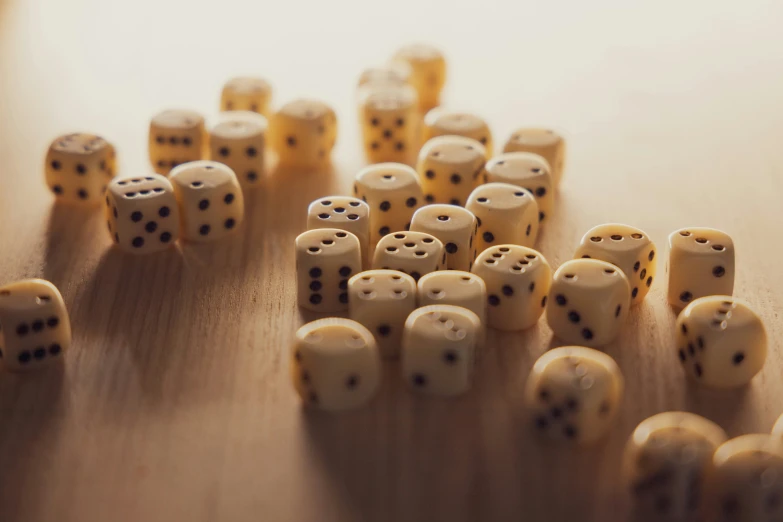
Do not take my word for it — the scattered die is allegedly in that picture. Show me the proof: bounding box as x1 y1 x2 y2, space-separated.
148 109 206 175
417 136 485 206
105 174 180 254
503 128 566 186
348 270 417 358
270 99 337 168
546 259 631 347
220 76 272 115
417 271 486 349
471 245 551 331
392 44 446 112
402 304 481 397
45 133 116 204
208 111 267 188
358 85 419 164
372 231 445 281
307 196 370 268
291 318 381 411
667 227 735 309
295 229 361 313
410 204 477 271
484 152 553 223
575 224 657 305
422 109 492 156
357 62 412 88
0 279 71 371
465 182 539 252
169 161 244 242
676 296 766 388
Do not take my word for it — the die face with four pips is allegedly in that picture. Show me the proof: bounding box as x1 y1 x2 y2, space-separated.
667 227 735 309
410 204 477 271
208 111 267 188
484 152 553 224
416 135 486 206
148 109 206 175
307 196 371 269
358 85 419 164
503 127 566 187
466 182 539 253
422 109 492 157
220 76 272 115
45 133 117 204
270 99 337 168
372 231 445 282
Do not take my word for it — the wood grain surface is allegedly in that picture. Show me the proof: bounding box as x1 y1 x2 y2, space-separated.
1 1 782 520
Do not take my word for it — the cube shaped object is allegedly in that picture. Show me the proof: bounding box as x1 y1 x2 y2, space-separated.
372 231 445 281
423 109 492 157
208 111 267 188
392 44 446 112
417 136 486 206
503 128 566 186
410 204 477 271
270 99 337 168
148 109 206 175
45 133 116 204
220 76 272 115
667 227 735 309
295 229 362 313
307 196 371 269
465 182 539 252
485 152 553 223
358 85 419 164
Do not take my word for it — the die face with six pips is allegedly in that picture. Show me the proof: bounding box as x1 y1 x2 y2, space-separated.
148 109 206 175
667 227 735 309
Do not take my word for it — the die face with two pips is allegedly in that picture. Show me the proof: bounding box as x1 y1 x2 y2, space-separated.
45 133 116 204
148 109 206 175
392 44 446 113
0 279 71 371
676 296 766 389
220 76 272 115
372 231 445 282
668 227 735 308
525 346 624 444
295 229 361 313
307 196 370 268
485 152 553 223
208 111 267 188
291 318 381 411
465 182 539 253
422 109 492 157
358 85 419 164
270 99 337 168
503 128 566 187
410 204 476 271
417 135 486 206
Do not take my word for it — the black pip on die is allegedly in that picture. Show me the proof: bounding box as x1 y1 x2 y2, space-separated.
45 133 116 204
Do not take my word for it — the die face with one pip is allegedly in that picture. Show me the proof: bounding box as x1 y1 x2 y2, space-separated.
291 318 381 412
676 296 766 389
169 161 244 243
348 270 417 359
402 304 480 397
148 109 206 175
546 259 631 347
0 279 71 371
471 245 551 331
220 76 272 115
208 111 267 188
423 109 492 157
295 229 362 313
417 271 486 350
667 227 735 309
410 204 476 271
358 84 419 165
525 346 624 445
270 99 337 168
466 182 539 252
417 135 485 206
485 152 553 223
307 196 371 269
503 128 566 187
623 412 728 521
105 174 181 254
372 231 445 282
392 44 446 113
575 223 657 305
45 133 116 204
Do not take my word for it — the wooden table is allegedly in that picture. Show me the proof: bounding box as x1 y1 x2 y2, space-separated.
1 1 782 520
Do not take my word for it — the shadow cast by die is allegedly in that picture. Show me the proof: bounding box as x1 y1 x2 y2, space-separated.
43 201 106 286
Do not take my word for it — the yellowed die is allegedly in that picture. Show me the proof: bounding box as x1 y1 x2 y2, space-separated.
485 152 553 223
417 136 486 206
358 84 419 165
392 44 446 113
667 227 735 309
503 128 566 186
410 204 477 271
220 76 272 115
45 133 116 204
423 109 492 157
148 109 206 175
208 111 267 188
270 99 337 169
465 182 539 252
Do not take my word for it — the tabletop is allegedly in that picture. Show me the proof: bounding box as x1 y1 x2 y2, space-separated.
1 0 783 521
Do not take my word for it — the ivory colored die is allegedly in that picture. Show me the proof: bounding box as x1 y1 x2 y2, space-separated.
208 111 267 188
220 76 272 115
423 109 492 157
503 128 566 186
357 62 412 88
465 182 539 252
358 85 419 164
45 133 116 204
471 245 551 331
667 227 735 309
546 259 631 347
270 99 337 168
417 136 486 206
169 161 244 242
707 434 783 521
525 346 624 444
485 152 553 223
295 229 361 313
392 44 446 112
105 174 180 254
575 224 658 305
417 271 486 350
307 196 371 269
0 279 71 371
148 109 206 175
372 231 445 282
675 296 766 388
348 270 417 358
353 163 423 247
402 305 480 397
410 204 477 271
291 318 381 411
623 412 728 520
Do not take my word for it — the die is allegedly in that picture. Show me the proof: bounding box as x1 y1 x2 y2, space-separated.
307 196 371 269
667 227 735 309
465 182 539 252
291 318 381 411
270 99 337 168
706 434 783 521
353 163 423 248
546 259 631 347
295 229 361 313
45 133 116 204
220 76 272 115
675 296 766 389
358 85 419 164
525 346 624 444
208 111 267 188
392 44 446 112
471 245 552 331
357 62 412 88
0 279 71 372
148 109 206 175
422 109 493 157
774 413 783 436
169 161 244 242
347 270 417 358
401 305 481 397
417 136 486 206
417 271 487 349
623 412 728 520
105 174 181 254
503 128 566 186
410 204 477 271
574 224 658 305
484 152 553 223
372 231 445 281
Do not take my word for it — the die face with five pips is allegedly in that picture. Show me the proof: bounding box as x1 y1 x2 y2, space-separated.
45 133 116 204
358 85 419 164
667 227 735 309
